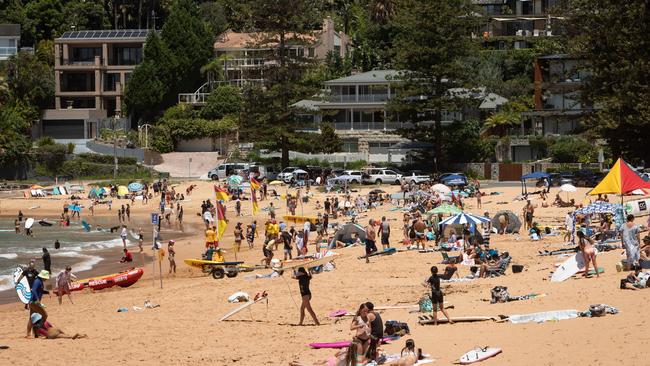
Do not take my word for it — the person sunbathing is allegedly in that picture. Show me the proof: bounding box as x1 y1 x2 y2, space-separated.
478 252 510 278
289 339 368 366
439 259 460 280
621 265 646 290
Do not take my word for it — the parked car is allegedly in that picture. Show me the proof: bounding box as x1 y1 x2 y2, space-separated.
278 167 299 183
572 170 603 187
439 172 468 186
208 163 248 180
549 172 574 187
362 168 402 185
400 170 431 184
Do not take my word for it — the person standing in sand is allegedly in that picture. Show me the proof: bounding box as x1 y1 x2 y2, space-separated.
413 215 427 250
379 216 391 250
55 266 77 305
523 200 535 231
120 225 128 249
423 266 453 326
26 270 50 338
293 267 320 326
205 225 217 249
620 214 641 269
233 223 243 260
576 231 599 278
167 240 176 274
364 220 378 263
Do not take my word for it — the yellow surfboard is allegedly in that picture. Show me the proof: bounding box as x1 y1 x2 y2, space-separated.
183 259 243 269
283 215 318 225
275 253 342 271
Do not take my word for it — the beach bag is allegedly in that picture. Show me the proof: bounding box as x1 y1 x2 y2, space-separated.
384 320 410 336
490 286 510 304
419 296 433 313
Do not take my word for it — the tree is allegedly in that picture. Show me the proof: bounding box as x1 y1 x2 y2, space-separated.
569 0 650 163
245 0 323 167
199 1 229 35
35 142 68 180
3 50 55 112
388 0 479 170
549 136 598 163
200 85 242 120
161 0 214 100
0 105 33 177
316 123 342 154
123 61 166 122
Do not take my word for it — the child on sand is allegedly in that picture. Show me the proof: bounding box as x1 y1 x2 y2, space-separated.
423 266 453 325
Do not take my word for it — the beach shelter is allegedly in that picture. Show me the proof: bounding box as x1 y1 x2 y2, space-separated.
426 204 462 216
440 174 466 186
227 175 243 187
431 183 451 194
439 212 490 228
128 182 144 192
520 172 551 195
575 201 622 215
491 210 522 234
589 158 650 196
329 223 366 248
117 185 129 197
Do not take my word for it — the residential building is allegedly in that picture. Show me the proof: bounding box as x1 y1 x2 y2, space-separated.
40 29 149 140
0 24 20 60
294 70 506 164
179 17 350 104
472 0 566 49
500 54 591 162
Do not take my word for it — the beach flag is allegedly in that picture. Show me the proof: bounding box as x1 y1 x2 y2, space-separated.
214 185 230 202
251 188 259 216
250 177 261 191
216 201 227 241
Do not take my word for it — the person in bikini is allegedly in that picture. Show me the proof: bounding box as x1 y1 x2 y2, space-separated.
413 215 427 250
293 267 319 326
577 231 599 278
350 303 371 355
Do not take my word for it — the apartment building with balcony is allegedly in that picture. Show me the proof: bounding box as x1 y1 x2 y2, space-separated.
39 29 149 140
294 70 506 164
500 54 591 161
472 0 566 49
0 24 20 60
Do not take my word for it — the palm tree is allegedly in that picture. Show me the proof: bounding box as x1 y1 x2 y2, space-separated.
369 0 396 24
200 54 233 86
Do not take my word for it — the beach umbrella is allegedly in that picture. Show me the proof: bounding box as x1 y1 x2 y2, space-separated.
117 185 129 197
227 175 243 186
431 184 451 194
575 201 622 216
269 180 283 186
589 158 650 196
491 210 522 234
128 182 144 192
426 204 462 216
439 212 490 228
560 184 577 193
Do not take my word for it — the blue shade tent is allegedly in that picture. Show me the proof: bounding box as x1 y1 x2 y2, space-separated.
521 172 551 195
441 174 467 186
439 212 491 228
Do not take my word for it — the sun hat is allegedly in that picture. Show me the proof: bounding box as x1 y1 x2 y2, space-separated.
38 270 50 280
30 313 43 324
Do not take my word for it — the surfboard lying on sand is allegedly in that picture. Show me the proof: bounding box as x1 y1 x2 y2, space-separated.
551 250 598 282
13 267 32 304
219 293 268 321
358 247 397 260
309 336 399 349
460 347 502 364
275 254 342 271
418 315 496 325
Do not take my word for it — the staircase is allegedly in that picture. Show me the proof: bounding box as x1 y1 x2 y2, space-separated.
178 79 266 106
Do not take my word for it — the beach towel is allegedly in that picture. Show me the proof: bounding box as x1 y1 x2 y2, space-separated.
508 310 579 324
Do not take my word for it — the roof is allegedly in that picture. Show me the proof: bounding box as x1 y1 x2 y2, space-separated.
0 24 20 37
521 172 550 181
479 93 508 109
58 29 150 41
214 29 316 50
291 100 321 112
324 70 400 85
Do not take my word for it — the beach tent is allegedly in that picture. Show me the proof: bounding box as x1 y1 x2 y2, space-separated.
88 188 99 199
491 210 522 234
426 204 462 216
520 172 551 195
117 185 129 197
589 158 650 196
439 212 490 228
329 223 366 248
431 183 451 194
227 175 243 186
128 182 144 192
440 174 466 186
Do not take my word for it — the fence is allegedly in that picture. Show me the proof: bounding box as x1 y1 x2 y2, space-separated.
86 140 145 163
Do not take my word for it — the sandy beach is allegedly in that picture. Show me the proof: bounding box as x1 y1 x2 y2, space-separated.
0 180 648 365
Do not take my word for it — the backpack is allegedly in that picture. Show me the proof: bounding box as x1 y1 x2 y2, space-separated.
490 286 509 304
384 320 410 336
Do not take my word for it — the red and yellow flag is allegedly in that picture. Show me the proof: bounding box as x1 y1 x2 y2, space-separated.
251 189 259 216
214 185 230 202
250 177 261 191
216 201 227 241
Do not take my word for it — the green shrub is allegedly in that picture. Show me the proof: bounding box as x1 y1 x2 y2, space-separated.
549 137 598 163
66 142 75 154
76 153 137 165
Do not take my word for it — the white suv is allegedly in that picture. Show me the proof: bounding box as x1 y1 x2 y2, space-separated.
278 167 299 183
362 168 402 185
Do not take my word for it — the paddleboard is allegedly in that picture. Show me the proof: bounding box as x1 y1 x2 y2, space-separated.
219 294 268 321
12 267 32 304
24 218 34 229
184 259 244 269
276 253 342 271
550 250 598 282
328 309 348 317
418 315 496 325
81 220 91 232
460 347 502 364
38 219 53 227
59 186 67 195
358 247 397 259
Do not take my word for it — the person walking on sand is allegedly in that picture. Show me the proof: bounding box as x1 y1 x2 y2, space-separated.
233 223 243 260
620 214 641 269
293 267 320 326
365 302 383 361
364 219 378 263
137 228 144 252
167 240 176 274
126 204 131 222
423 266 453 326
523 200 535 231
576 231 599 278
42 248 51 273
120 225 128 249
55 266 77 305
26 270 50 338
379 216 391 250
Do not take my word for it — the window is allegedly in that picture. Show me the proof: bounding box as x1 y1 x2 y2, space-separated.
0 38 17 59
342 139 359 153
112 46 142 65
308 48 314 57
104 73 119 91
124 72 132 85
368 142 394 154
61 72 95 92
71 47 102 63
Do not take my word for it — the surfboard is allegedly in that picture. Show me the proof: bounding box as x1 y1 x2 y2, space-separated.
282 215 317 225
12 267 32 304
24 218 34 229
358 247 397 259
418 315 497 325
219 294 268 321
129 230 140 241
550 250 598 282
460 347 502 364
309 336 399 349
52 187 60 195
275 253 342 271
38 219 53 226
184 259 244 269
625 198 650 217
81 221 91 232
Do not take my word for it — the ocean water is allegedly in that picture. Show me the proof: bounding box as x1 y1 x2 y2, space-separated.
0 221 131 292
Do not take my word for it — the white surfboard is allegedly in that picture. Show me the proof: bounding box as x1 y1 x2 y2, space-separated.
625 198 650 217
551 249 597 282
59 186 67 195
219 294 268 321
460 347 502 364
12 267 32 304
24 218 35 229
276 254 342 271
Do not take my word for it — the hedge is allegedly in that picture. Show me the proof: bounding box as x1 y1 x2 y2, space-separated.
76 153 137 165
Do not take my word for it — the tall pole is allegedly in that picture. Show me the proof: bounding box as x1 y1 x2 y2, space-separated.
113 115 119 180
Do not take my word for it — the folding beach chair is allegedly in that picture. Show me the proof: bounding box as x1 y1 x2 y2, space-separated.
487 256 511 277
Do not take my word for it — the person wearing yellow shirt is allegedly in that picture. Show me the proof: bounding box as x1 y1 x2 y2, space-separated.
205 226 217 248
212 247 225 263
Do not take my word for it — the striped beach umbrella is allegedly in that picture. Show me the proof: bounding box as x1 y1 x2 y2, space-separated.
439 212 491 228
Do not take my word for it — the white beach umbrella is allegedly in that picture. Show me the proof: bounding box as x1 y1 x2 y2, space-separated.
431 184 451 194
560 184 577 193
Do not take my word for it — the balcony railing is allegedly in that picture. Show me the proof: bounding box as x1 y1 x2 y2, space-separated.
331 122 404 130
0 47 18 58
328 94 390 103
